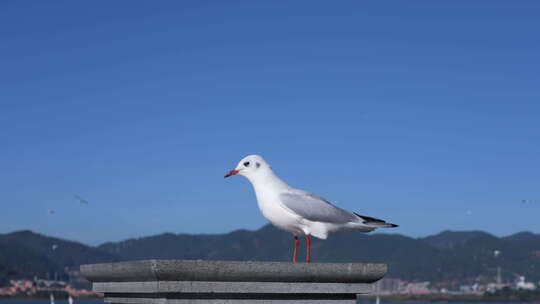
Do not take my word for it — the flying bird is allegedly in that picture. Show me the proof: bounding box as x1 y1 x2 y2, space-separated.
225 155 398 263
74 194 89 204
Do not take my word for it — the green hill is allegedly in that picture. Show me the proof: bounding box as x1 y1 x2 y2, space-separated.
1 226 540 286
0 230 119 285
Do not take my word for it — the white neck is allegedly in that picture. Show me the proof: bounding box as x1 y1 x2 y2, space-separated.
244 168 291 192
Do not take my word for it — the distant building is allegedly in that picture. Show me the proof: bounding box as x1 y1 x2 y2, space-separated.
459 285 471 293
486 283 500 293
0 279 100 298
456 283 483 295
516 276 536 290
401 281 431 294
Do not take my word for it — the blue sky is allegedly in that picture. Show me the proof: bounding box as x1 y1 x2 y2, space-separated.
1 1 539 245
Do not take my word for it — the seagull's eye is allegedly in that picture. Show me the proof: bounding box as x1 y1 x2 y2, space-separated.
243 161 250 167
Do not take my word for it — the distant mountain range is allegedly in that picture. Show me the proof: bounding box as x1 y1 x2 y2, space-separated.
1 225 540 286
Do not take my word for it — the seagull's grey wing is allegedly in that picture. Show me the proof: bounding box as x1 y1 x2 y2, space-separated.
279 191 358 224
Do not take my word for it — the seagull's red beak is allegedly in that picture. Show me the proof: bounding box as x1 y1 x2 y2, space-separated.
224 169 239 178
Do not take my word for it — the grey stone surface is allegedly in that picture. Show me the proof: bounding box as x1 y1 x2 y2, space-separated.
81 260 386 304
81 260 386 283
94 281 372 294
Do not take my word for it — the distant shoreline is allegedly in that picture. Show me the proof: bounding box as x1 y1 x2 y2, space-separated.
3 295 540 303
0 297 101 302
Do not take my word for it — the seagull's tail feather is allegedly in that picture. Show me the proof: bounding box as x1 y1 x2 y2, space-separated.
368 222 399 228
353 213 398 228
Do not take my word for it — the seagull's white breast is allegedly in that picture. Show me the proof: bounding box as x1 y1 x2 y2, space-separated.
253 186 305 235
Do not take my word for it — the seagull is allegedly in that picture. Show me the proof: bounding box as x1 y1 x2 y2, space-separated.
225 155 398 263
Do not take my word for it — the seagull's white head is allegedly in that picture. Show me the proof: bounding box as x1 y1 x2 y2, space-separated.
224 155 272 181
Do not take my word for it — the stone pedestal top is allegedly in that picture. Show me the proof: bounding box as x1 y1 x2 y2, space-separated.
81 260 387 284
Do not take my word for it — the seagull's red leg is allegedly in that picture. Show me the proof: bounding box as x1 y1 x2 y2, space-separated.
293 236 299 263
306 235 312 263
